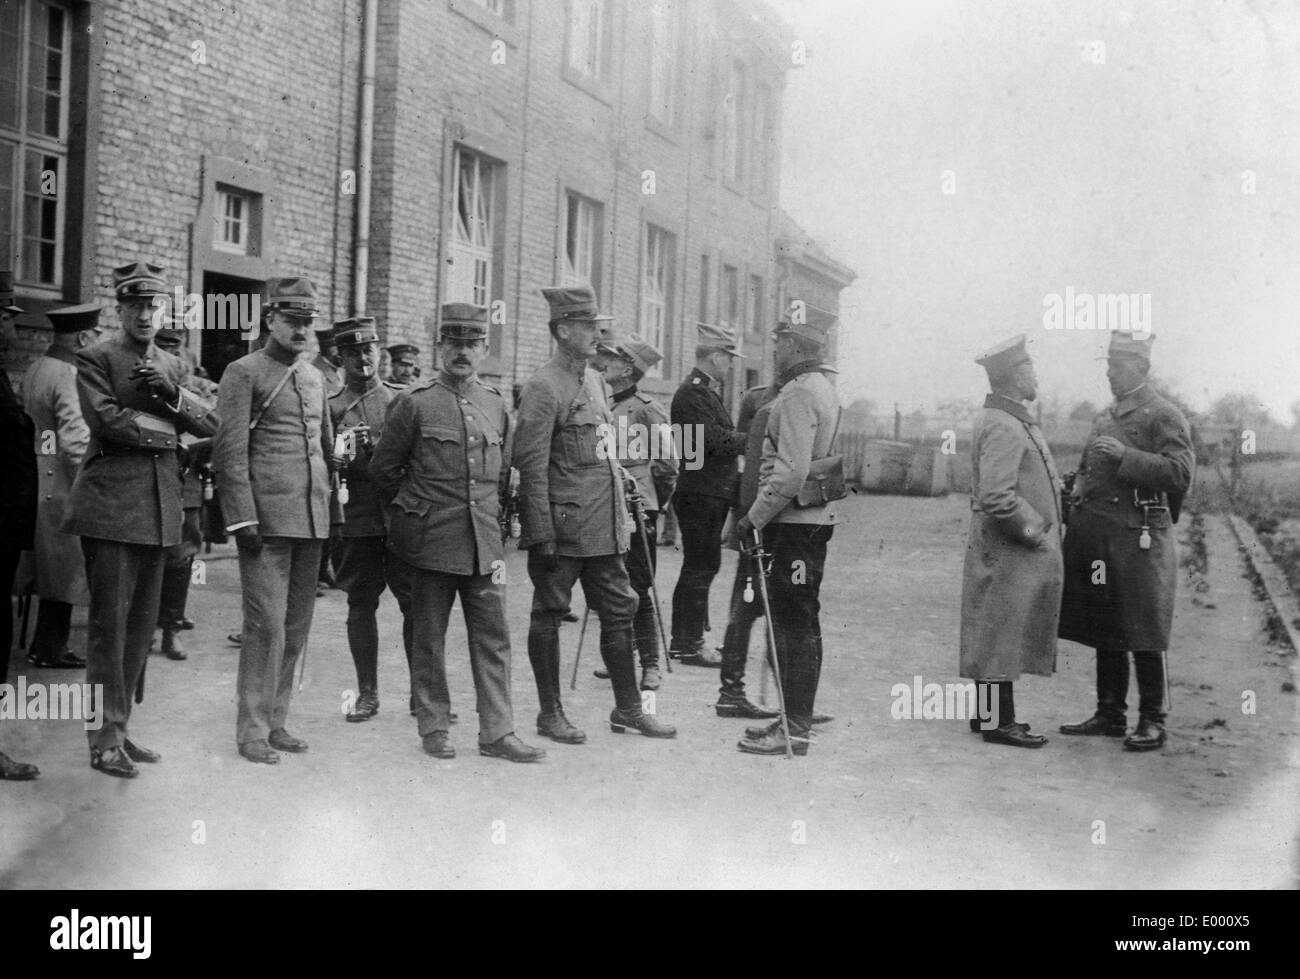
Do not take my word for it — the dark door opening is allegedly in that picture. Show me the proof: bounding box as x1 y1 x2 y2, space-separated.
200 271 263 383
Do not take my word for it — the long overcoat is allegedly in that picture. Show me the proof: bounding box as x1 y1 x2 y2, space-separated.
1058 385 1194 651
959 395 1063 681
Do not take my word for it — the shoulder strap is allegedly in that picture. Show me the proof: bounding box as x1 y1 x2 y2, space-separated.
249 362 299 431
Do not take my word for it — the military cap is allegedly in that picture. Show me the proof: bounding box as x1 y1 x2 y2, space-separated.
113 260 168 300
1 270 24 314
614 334 663 375
975 334 1032 377
439 302 489 341
696 321 745 358
388 343 420 360
775 301 837 345
542 284 613 322
333 316 379 348
46 302 103 335
1104 330 1155 362
265 275 320 317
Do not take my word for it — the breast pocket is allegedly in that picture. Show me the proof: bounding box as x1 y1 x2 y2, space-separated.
559 404 606 469
421 424 464 474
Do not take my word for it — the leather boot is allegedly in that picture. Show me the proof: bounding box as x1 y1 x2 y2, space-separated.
1060 650 1129 735
606 626 676 738
347 687 379 722
530 627 586 744
161 627 187 661
737 718 810 756
1123 717 1166 752
1126 652 1167 751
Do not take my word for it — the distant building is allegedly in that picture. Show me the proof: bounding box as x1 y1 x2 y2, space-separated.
1 0 852 413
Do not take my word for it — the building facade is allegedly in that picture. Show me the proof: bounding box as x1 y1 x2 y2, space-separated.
2 0 851 412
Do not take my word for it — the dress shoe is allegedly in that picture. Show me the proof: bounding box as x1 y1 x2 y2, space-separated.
122 739 161 764
609 708 677 738
1123 718 1166 752
593 667 611 679
1060 714 1126 737
716 693 779 719
982 723 1048 748
227 632 243 645
90 746 139 778
562 611 580 623
422 731 455 759
744 713 830 737
179 618 195 630
0 751 39 780
346 693 379 723
640 665 662 691
667 639 702 661
738 723 810 756
268 728 308 753
479 733 546 763
537 710 587 744
812 712 833 725
161 628 187 661
28 647 86 669
238 740 280 764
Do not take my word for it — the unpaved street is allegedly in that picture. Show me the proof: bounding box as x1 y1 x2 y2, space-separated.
2 493 1297 889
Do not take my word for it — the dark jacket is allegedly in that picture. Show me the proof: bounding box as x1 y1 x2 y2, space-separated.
0 371 37 551
63 336 217 546
329 379 399 538
369 372 510 575
671 367 746 500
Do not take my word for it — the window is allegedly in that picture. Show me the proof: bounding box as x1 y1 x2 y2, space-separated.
213 186 259 255
562 191 602 290
447 147 499 308
722 61 748 186
648 0 680 128
721 264 739 333
1 0 70 287
697 253 710 322
639 224 675 378
748 275 764 335
567 0 609 82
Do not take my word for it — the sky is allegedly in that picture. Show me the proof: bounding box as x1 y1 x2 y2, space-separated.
766 0 1300 423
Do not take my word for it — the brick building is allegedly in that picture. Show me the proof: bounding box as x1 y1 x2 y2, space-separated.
2 0 852 412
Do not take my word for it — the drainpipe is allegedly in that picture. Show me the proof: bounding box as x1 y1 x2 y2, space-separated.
354 0 378 315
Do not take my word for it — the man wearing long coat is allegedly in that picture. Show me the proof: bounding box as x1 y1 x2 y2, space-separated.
1058 331 1193 752
959 335 1061 747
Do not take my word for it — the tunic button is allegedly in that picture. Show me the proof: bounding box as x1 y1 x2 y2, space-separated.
470 501 478 507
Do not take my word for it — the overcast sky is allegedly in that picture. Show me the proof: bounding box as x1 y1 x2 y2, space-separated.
767 0 1299 423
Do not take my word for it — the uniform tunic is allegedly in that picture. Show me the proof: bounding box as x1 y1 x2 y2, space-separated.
329 379 398 539
959 395 1063 681
1059 384 1194 651
16 347 90 604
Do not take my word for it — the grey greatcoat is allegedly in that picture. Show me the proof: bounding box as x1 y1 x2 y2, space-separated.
16 347 89 604
959 395 1063 681
1058 384 1194 651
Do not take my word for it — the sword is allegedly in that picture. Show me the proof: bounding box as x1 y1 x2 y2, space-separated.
619 466 672 675
748 526 794 759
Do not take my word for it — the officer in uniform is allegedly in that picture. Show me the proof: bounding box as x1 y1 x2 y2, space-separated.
313 324 344 399
515 285 676 744
64 261 218 777
151 326 213 661
370 303 544 762
960 335 1061 748
668 322 747 665
214 275 337 765
327 316 404 722
714 375 781 719
387 343 421 388
1 270 40 780
1059 331 1194 752
18 303 98 669
596 334 678 691
735 304 842 757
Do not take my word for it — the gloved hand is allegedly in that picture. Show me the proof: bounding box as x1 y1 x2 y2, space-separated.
233 524 263 557
735 515 757 554
529 541 559 574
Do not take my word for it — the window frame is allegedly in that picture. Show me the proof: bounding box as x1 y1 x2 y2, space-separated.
638 222 676 380
559 188 604 295
645 0 683 137
563 0 615 102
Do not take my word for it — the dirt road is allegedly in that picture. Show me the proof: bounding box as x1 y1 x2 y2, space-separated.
2 494 1296 888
